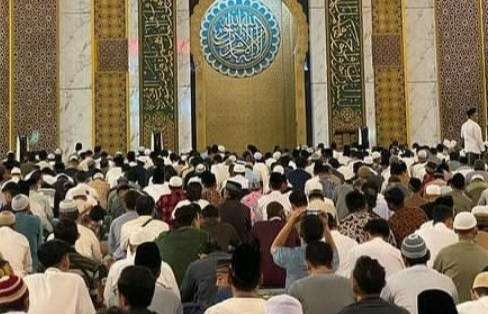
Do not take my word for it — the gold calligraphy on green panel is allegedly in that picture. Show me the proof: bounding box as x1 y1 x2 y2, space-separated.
140 0 178 150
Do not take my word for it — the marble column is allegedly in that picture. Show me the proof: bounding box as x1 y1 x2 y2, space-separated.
129 0 140 151
309 0 328 146
177 0 192 153
405 0 440 146
59 0 92 155
362 0 376 146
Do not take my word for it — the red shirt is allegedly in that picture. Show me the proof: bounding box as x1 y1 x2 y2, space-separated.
156 190 185 226
252 218 301 288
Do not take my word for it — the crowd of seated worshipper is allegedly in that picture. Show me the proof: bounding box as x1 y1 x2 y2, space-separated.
0 141 488 313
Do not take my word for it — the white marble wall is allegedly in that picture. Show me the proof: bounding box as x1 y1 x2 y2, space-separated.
129 0 140 151
59 0 92 156
362 0 376 146
405 0 440 146
177 0 192 153
309 0 328 146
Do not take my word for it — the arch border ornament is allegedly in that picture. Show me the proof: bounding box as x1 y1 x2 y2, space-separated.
191 0 309 150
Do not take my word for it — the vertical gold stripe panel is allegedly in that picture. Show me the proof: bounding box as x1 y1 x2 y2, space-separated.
371 0 407 146
0 1 9 155
11 0 58 151
93 0 129 153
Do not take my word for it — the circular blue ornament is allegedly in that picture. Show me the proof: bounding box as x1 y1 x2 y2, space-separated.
200 0 281 78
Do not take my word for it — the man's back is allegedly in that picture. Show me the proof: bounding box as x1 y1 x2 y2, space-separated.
155 227 210 285
381 265 458 314
434 240 488 302
416 223 458 267
218 199 251 242
14 212 43 271
201 219 240 252
0 226 32 276
149 283 183 314
449 190 474 215
388 207 428 245
204 297 266 314
289 273 354 314
181 251 231 310
338 297 408 314
252 219 300 288
24 268 95 314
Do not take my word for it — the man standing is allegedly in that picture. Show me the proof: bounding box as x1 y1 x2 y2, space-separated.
461 108 484 165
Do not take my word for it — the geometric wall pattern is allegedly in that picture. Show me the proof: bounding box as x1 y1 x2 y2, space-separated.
139 0 178 151
93 0 129 153
371 0 407 146
12 0 58 151
435 0 486 141
0 1 9 155
327 0 365 146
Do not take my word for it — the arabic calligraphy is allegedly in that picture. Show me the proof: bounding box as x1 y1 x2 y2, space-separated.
140 0 177 149
328 0 364 109
201 0 280 78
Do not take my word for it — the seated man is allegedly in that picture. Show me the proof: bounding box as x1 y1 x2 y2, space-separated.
0 211 32 277
204 244 265 314
24 240 95 314
457 271 488 313
338 256 408 314
134 243 182 314
289 241 354 314
53 218 108 307
154 205 210 285
0 275 29 313
117 266 157 314
252 201 300 288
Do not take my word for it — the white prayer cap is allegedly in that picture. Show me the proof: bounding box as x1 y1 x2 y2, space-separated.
128 161 137 167
169 176 183 188
163 158 172 166
42 174 57 186
363 156 374 165
272 165 285 175
71 187 87 199
69 154 79 162
55 148 62 155
265 158 277 169
272 151 282 160
10 167 21 175
425 185 442 196
472 205 488 216
195 164 206 173
440 186 453 195
288 161 297 170
11 194 30 212
460 150 467 157
417 150 428 159
144 149 151 156
59 200 78 214
307 180 323 195
115 151 124 157
93 172 104 180
453 212 477 230
129 227 157 247
371 151 381 160
471 174 485 182
188 176 202 185
254 152 263 161
234 164 246 174
47 153 55 160
218 145 226 153
265 295 303 314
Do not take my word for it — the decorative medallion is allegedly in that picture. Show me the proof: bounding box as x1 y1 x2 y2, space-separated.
200 0 281 78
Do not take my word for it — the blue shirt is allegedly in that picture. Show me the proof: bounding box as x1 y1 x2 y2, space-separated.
15 212 43 271
272 244 340 289
108 211 138 257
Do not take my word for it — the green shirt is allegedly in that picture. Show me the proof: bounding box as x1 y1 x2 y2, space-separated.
155 227 210 285
434 240 488 302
